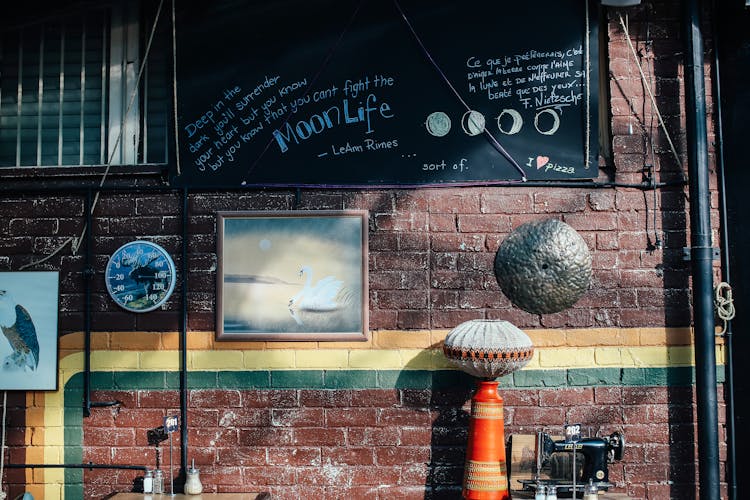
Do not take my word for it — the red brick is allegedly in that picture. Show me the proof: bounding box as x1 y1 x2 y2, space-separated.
622 387 669 405
271 408 325 427
296 466 351 486
112 409 165 429
399 427 432 446
325 408 378 427
216 447 267 466
622 423 670 444
374 251 429 271
533 192 588 213
84 427 135 447
378 408 432 427
111 447 154 465
267 447 321 466
321 447 375 465
539 388 594 406
239 428 293 447
293 428 346 446
375 289 429 309
300 389 353 408
457 214 511 233
240 390 298 408
624 463 669 483
512 407 566 427
139 390 179 408
429 213 457 232
375 446 430 466
348 427 400 446
188 428 238 447
373 213 428 231
187 408 220 427
428 192 481 213
430 233 486 252
190 390 241 408
351 390 399 408
351 465 403 486
219 408 270 427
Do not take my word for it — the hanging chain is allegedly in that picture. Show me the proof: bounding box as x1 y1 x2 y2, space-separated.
714 282 736 336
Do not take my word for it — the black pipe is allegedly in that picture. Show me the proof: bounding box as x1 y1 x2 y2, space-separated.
83 189 93 418
179 187 189 479
710 2 736 497
683 1 721 499
82 189 119 417
5 463 147 471
0 179 686 195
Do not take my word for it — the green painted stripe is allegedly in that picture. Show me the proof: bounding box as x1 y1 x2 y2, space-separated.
67 367 726 392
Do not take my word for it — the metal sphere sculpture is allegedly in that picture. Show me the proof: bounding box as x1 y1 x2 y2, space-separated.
494 218 592 315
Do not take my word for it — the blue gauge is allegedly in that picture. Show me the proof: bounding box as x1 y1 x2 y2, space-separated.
105 240 176 313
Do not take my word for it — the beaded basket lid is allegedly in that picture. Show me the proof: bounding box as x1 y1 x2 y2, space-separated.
442 319 534 379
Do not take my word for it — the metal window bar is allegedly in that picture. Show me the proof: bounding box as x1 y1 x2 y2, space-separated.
58 24 65 166
36 25 43 166
100 15 107 165
79 18 86 166
15 30 22 166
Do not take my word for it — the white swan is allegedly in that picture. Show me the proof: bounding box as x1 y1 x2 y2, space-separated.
288 266 349 325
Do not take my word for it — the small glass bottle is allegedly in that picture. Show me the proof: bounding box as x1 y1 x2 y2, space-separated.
143 469 153 494
546 485 558 500
583 479 599 500
184 461 203 495
534 483 546 500
153 469 164 494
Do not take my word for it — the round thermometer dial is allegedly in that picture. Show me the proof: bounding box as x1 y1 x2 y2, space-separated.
105 240 176 313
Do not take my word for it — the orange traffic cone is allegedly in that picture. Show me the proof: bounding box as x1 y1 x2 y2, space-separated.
462 380 510 500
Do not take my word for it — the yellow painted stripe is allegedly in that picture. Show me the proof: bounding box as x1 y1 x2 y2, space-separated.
58 327 715 354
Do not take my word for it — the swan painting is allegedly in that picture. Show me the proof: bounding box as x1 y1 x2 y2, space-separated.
217 211 366 340
288 266 352 325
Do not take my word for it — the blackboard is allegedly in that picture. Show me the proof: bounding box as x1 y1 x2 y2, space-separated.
173 0 599 187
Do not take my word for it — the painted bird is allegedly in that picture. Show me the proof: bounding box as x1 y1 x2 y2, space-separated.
0 289 40 371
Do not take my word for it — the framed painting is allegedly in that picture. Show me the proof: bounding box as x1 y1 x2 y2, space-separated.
216 210 368 341
0 271 59 390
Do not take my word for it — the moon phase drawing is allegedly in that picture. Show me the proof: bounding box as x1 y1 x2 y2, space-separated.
534 108 561 135
425 111 452 137
496 109 523 135
461 110 486 136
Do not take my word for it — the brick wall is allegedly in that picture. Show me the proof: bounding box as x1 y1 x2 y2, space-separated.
0 1 729 499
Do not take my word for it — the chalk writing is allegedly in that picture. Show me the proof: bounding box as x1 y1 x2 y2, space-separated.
465 44 585 135
182 73 398 172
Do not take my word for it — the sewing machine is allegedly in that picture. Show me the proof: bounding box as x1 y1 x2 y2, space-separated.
519 431 625 496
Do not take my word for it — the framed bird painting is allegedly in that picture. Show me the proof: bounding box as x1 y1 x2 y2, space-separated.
0 272 59 390
216 210 368 341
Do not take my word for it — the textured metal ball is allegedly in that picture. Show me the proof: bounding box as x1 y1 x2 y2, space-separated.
494 218 592 315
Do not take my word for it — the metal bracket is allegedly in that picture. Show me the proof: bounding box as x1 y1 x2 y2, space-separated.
682 246 720 261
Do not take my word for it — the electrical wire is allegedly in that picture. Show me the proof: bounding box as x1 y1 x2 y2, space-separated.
392 0 527 181
618 13 683 172
1 391 8 500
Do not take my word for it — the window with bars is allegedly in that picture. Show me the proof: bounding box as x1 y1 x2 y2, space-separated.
0 0 169 169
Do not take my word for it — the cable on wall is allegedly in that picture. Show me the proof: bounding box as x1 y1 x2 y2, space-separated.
1 391 8 500
618 12 683 171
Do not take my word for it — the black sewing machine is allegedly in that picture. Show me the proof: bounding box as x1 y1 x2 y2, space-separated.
520 431 625 497
542 431 625 484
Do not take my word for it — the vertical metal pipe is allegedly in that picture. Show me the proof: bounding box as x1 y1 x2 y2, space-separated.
710 2 735 497
180 187 189 481
683 1 720 499
83 189 93 417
